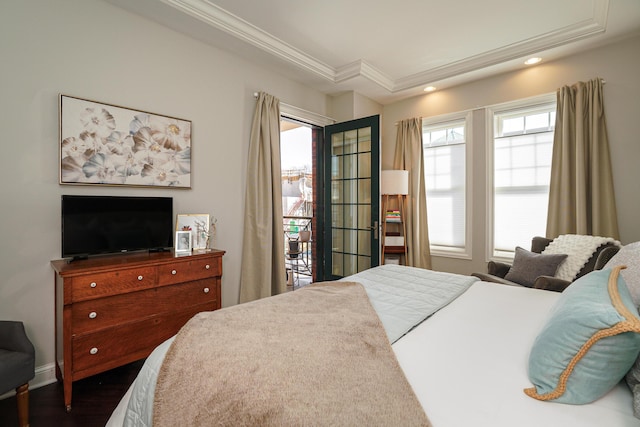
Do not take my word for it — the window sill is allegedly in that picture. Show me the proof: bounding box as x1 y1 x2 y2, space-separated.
490 249 515 264
429 246 471 260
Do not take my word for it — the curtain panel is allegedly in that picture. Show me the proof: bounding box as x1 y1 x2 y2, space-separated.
393 118 432 269
239 92 286 303
546 78 620 240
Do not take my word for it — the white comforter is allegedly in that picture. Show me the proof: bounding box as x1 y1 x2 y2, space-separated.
108 270 637 426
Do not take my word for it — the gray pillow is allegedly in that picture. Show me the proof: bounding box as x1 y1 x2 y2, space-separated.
604 241 640 307
504 246 568 287
607 241 640 419
626 356 640 419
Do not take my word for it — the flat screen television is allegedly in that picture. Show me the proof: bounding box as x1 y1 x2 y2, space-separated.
61 195 173 259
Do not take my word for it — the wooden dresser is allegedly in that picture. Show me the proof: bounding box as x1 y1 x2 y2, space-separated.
51 249 225 411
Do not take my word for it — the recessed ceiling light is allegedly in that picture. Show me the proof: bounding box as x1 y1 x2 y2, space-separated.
423 86 436 92
525 57 542 65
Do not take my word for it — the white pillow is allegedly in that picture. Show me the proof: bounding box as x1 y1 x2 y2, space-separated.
604 241 640 307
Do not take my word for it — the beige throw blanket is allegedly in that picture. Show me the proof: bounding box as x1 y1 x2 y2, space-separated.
153 281 431 426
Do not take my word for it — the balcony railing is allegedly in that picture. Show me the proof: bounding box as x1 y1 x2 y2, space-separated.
283 216 312 286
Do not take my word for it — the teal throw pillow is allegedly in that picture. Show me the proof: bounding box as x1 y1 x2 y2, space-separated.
525 266 640 404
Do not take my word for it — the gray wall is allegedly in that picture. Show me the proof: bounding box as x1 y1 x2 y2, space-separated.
381 34 640 275
0 0 329 388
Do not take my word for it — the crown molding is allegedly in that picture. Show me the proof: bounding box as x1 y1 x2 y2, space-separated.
161 0 609 94
161 0 336 80
394 1 609 92
334 60 395 91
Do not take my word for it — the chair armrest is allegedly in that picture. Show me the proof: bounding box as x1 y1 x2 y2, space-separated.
594 245 620 270
532 276 571 292
471 272 525 287
0 321 35 355
487 261 511 278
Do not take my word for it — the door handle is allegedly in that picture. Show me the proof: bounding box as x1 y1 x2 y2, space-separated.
370 221 379 240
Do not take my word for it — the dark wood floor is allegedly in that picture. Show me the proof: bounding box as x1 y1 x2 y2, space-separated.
0 360 144 427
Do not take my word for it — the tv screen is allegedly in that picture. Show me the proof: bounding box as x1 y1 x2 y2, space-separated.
62 195 173 259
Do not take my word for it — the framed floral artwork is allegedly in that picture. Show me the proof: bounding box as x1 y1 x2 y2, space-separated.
176 214 210 250
59 94 191 188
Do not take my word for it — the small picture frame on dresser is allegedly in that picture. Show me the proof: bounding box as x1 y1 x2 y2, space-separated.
175 230 192 254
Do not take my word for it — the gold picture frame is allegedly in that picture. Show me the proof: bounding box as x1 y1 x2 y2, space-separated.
176 214 210 250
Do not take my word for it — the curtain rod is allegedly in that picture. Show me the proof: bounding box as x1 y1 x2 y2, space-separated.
253 92 335 125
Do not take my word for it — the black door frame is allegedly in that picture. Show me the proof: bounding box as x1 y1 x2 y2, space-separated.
317 115 380 281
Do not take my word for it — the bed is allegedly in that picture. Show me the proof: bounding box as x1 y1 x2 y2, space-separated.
106 264 639 426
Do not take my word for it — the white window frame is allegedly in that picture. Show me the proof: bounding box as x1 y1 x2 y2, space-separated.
485 94 556 262
422 111 473 259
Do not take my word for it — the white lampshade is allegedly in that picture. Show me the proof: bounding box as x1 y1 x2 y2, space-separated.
381 170 409 195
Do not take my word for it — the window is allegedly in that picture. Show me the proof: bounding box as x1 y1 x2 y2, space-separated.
422 114 470 256
491 100 556 258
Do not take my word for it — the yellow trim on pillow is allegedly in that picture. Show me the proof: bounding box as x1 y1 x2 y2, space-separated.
609 266 640 324
525 265 640 401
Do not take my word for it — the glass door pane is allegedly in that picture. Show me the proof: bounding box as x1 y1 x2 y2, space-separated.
323 115 379 279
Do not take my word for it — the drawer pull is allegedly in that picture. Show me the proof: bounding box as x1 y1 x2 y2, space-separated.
171 270 177 275
205 264 210 270
88 312 97 319
90 282 97 288
203 287 210 294
138 275 143 281
90 347 98 355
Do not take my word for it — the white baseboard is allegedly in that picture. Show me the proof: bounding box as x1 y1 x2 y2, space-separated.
0 362 58 400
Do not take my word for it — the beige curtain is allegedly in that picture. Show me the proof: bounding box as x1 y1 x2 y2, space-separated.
239 92 286 303
546 78 620 239
393 118 431 269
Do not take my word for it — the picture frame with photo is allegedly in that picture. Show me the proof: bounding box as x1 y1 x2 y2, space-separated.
175 230 192 254
176 214 210 250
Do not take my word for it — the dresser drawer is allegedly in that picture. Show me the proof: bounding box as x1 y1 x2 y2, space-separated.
157 256 220 286
68 266 157 302
71 303 211 373
71 279 218 335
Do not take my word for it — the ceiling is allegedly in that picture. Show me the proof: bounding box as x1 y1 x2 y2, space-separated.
105 0 640 104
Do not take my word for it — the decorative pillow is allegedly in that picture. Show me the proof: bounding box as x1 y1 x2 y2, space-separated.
626 357 640 419
610 242 640 419
525 266 640 404
504 247 568 287
604 241 640 307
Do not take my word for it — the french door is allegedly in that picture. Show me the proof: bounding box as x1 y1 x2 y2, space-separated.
319 115 380 280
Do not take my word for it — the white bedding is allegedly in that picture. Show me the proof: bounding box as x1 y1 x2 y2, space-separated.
107 274 637 426
394 281 637 427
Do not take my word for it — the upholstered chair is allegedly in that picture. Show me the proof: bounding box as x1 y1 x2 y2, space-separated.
0 321 35 427
472 236 620 292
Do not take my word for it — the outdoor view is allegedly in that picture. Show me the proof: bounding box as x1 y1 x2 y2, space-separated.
281 124 312 217
281 122 313 286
